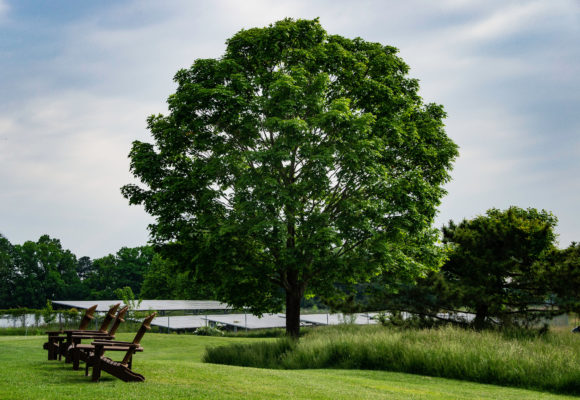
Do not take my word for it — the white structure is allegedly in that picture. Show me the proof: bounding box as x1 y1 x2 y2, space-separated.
150 315 208 331
52 300 230 312
300 313 379 326
205 313 287 331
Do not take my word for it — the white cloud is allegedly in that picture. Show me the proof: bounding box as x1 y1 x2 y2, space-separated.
0 90 155 257
463 2 551 41
0 0 8 17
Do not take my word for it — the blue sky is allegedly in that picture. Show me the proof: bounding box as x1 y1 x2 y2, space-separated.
0 0 579 258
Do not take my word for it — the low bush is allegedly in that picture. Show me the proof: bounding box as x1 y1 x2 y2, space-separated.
194 326 224 336
203 324 580 395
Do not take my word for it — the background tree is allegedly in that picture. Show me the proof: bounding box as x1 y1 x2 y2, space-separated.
541 242 580 315
76 256 95 281
9 235 82 308
0 234 16 308
140 254 213 299
441 207 558 329
85 246 154 299
122 18 458 336
0 234 165 308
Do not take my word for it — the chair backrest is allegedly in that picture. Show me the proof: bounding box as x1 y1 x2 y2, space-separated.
78 305 98 330
107 306 129 335
121 312 156 365
97 303 120 332
132 313 156 345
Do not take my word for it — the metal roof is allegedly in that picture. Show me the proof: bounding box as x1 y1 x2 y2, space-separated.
52 300 230 312
205 313 287 329
299 313 379 326
151 315 208 330
151 313 288 330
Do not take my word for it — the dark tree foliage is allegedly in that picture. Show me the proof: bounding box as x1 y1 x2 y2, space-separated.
76 256 95 281
0 232 167 308
122 18 458 336
366 269 465 325
84 246 154 299
6 235 83 308
140 254 214 300
0 234 16 308
541 242 580 314
441 207 558 329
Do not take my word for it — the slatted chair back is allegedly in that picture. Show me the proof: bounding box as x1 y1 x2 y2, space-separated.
121 312 156 365
97 303 120 332
107 306 128 335
77 305 98 330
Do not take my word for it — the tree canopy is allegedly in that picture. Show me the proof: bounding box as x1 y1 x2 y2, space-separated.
441 207 558 329
122 18 458 336
541 242 580 315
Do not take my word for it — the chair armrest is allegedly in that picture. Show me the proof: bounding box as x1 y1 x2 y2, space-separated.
71 334 114 340
91 340 137 347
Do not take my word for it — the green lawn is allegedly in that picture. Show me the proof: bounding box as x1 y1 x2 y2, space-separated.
0 333 576 400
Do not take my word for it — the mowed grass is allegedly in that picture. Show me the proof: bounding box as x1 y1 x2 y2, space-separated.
0 333 576 400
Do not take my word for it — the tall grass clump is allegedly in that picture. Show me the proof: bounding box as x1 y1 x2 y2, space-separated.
203 324 580 395
203 336 296 368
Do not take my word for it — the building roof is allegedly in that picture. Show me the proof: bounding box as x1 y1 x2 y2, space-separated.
205 313 287 329
52 300 230 312
299 313 379 326
150 315 208 330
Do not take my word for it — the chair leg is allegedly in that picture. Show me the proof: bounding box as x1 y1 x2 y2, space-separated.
91 345 104 382
72 348 79 371
47 342 55 360
92 358 101 382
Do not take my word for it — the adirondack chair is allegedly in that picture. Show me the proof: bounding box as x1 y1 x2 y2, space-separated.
44 304 98 361
59 303 122 362
68 305 128 368
87 312 156 382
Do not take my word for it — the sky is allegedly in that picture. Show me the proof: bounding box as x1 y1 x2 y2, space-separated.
0 0 578 258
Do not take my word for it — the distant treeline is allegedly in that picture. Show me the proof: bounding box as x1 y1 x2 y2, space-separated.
0 233 210 309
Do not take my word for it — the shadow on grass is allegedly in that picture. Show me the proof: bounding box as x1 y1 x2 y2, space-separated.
35 361 110 384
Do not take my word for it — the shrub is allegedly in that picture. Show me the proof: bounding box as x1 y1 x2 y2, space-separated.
195 326 224 336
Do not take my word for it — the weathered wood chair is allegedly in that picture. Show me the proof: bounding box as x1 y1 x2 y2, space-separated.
87 312 156 382
59 303 122 362
43 304 98 361
68 305 129 368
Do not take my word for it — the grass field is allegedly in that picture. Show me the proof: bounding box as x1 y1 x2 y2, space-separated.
0 333 577 399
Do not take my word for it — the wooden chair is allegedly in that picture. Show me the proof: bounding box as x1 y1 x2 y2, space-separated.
68 305 129 368
58 303 122 362
44 304 98 361
87 313 156 382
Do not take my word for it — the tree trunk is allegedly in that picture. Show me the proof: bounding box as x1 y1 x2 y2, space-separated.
285 288 301 338
284 209 302 337
473 304 488 331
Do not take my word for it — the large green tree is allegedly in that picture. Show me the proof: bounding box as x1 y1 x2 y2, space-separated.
441 207 558 329
10 235 82 308
122 18 458 336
